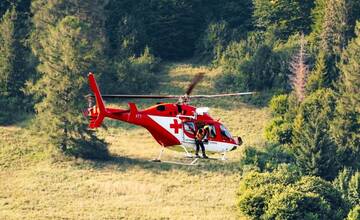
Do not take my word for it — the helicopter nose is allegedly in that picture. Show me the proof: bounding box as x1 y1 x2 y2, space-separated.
234 136 243 146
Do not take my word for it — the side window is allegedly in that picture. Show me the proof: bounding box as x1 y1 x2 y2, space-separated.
184 122 195 134
207 125 216 138
220 125 232 139
156 105 166 111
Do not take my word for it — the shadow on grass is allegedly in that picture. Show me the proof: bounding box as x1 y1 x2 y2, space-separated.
0 113 34 128
79 154 243 175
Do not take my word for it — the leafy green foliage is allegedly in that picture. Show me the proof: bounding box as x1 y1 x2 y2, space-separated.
238 168 347 220
216 35 291 92
240 144 294 172
265 94 297 144
265 189 331 220
109 47 160 94
293 176 349 219
253 0 314 40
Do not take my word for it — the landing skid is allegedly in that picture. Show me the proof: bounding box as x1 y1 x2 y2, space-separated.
150 146 227 166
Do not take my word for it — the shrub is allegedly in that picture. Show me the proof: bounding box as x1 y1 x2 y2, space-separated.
265 188 331 220
294 176 349 219
265 94 297 144
115 47 160 93
238 169 348 219
240 144 294 171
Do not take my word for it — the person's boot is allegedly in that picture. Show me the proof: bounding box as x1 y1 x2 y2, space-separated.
195 150 200 158
202 154 209 159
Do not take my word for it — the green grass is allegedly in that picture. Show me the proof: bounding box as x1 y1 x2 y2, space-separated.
0 61 270 219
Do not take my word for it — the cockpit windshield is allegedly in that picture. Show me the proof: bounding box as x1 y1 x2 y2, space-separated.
220 125 232 139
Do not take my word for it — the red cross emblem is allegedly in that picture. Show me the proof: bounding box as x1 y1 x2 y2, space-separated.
170 119 182 134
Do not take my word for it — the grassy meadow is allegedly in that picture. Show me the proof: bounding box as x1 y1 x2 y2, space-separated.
0 62 270 219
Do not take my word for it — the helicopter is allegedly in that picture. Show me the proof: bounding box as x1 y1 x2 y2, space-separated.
85 72 254 165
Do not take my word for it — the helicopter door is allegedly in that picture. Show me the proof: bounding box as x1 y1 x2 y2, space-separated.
203 124 219 151
183 121 196 143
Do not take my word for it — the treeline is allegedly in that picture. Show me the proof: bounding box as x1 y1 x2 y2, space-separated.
232 0 360 218
0 1 359 216
0 0 359 217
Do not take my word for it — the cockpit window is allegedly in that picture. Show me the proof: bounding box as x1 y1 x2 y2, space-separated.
184 122 195 134
220 125 232 139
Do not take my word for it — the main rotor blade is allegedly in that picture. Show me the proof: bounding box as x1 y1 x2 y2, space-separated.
189 92 256 98
86 94 181 99
185 72 205 95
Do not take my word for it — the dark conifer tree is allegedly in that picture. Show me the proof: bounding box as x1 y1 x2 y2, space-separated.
292 89 338 180
331 22 360 170
29 1 108 158
0 7 30 123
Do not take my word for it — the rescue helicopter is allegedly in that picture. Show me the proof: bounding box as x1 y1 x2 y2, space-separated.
84 72 254 165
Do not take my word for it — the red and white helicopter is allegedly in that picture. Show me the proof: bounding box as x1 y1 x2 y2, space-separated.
85 72 254 165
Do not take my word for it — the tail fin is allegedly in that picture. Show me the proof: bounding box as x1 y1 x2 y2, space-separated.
87 72 106 128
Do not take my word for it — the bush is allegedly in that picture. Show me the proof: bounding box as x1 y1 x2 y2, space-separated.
237 168 348 219
114 47 160 93
196 21 230 62
265 94 297 144
238 166 301 219
240 144 294 171
294 176 349 219
265 188 331 220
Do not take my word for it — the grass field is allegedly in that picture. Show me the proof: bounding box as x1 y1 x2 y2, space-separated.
0 62 270 219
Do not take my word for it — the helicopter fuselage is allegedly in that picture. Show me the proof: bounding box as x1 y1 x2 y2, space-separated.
88 102 241 154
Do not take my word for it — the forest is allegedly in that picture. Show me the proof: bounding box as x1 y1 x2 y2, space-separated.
0 0 359 219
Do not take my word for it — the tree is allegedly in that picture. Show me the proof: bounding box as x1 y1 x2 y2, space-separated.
331 21 360 169
291 89 338 180
293 176 349 219
306 51 328 93
333 168 353 201
0 7 30 123
289 34 309 102
237 168 348 220
253 0 314 40
348 171 360 207
265 94 297 144
318 0 348 87
28 16 108 158
309 0 326 45
265 188 332 220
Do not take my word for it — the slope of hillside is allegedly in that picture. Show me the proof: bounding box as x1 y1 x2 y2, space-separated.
0 62 270 219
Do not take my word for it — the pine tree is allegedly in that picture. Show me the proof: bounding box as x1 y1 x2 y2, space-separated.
318 0 348 86
253 0 314 40
289 34 309 102
306 51 327 93
331 21 360 170
309 0 326 45
0 7 30 123
292 89 338 180
28 15 108 158
348 171 360 207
